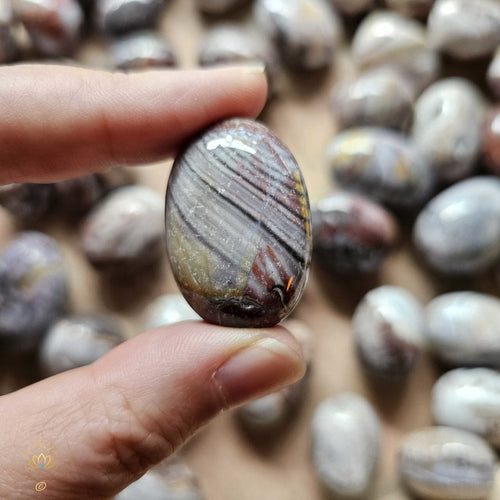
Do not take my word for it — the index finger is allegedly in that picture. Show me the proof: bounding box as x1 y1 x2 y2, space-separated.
0 64 267 184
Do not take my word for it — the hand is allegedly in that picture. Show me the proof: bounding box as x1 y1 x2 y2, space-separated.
0 64 306 499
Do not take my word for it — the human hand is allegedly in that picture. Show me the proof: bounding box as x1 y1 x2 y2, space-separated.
0 64 306 499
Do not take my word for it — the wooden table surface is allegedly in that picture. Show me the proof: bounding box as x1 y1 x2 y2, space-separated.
1 1 499 499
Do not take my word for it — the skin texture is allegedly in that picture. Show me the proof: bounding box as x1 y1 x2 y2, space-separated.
0 64 306 500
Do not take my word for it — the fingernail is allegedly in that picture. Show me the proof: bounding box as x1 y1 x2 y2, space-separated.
213 336 305 407
239 63 266 75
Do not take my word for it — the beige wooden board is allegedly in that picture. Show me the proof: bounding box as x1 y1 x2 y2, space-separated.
1 0 499 498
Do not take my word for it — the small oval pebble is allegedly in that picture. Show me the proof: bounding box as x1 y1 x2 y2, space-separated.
432 368 500 448
354 286 425 380
199 24 277 95
0 183 53 224
95 0 165 36
351 11 440 93
385 0 435 18
312 192 398 275
165 118 312 328
114 456 202 500
0 232 68 350
482 106 500 175
330 0 374 16
236 319 314 435
332 67 415 131
399 426 495 500
82 185 164 274
487 47 500 98
254 0 342 71
54 168 132 215
411 78 484 183
428 0 500 60
144 294 201 330
13 0 83 57
110 30 177 70
327 127 434 209
39 314 124 376
196 0 249 15
424 292 500 368
311 392 381 498
413 177 500 274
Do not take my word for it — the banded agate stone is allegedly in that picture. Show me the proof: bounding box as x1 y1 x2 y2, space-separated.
165 118 312 328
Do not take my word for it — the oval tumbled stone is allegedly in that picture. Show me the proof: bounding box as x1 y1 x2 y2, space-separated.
165 118 312 328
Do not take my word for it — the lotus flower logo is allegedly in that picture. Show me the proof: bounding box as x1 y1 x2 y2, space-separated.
24 442 57 471
29 453 55 469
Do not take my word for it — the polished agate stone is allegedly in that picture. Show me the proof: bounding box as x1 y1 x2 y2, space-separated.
54 167 132 215
428 0 500 60
165 118 312 328
413 177 500 274
412 78 484 183
331 68 415 131
330 0 374 16
236 319 314 435
424 292 500 367
196 0 249 15
82 186 164 274
351 11 440 93
114 456 202 500
0 232 68 350
199 24 278 95
95 0 165 36
385 0 435 18
354 286 425 381
0 183 54 224
254 0 342 71
487 48 500 98
144 294 201 330
39 314 124 376
482 106 500 175
311 393 380 498
110 31 177 70
399 427 495 500
327 127 434 209
13 0 83 57
432 368 500 448
312 192 398 275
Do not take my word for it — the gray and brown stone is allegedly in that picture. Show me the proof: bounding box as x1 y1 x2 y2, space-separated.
411 78 484 183
13 0 83 57
353 286 425 381
254 0 342 71
311 392 381 498
432 368 500 448
327 127 434 209
165 118 312 328
110 30 177 70
39 314 124 376
351 10 439 93
413 177 500 274
399 426 496 499
331 67 415 132
424 292 500 368
428 0 500 60
312 191 398 275
0 231 68 350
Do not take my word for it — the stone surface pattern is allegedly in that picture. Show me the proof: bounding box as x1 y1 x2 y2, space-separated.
165 118 312 328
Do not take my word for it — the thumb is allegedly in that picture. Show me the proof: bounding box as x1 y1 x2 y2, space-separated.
0 322 304 500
